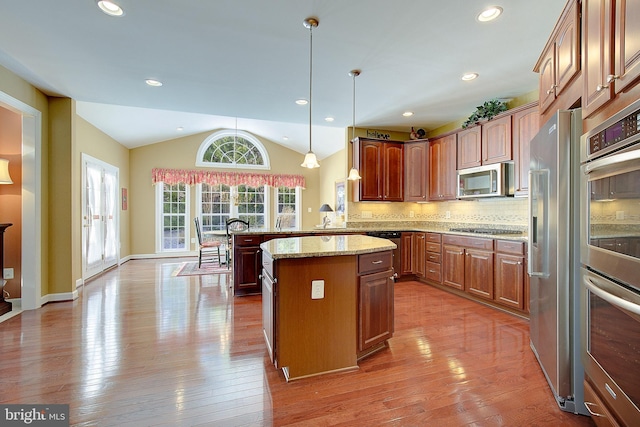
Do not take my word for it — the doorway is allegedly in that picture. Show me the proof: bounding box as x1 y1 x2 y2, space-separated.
82 154 119 279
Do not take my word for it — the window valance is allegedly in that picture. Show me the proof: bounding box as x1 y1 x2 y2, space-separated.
152 168 306 189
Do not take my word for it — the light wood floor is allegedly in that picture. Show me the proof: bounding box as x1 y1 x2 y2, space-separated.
0 258 595 426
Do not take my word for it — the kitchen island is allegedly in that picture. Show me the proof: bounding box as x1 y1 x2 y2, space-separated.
260 234 396 381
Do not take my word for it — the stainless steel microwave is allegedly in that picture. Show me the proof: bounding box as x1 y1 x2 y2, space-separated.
457 163 514 199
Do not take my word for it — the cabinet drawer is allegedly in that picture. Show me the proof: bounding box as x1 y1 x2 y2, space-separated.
425 261 442 283
443 234 494 251
496 240 525 255
358 251 393 275
426 233 441 243
426 252 441 264
235 235 262 246
426 242 441 253
583 379 621 427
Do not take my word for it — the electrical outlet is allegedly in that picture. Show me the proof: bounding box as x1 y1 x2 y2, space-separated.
616 211 625 220
445 211 451 219
361 211 372 219
311 280 324 299
308 207 312 213
3 268 14 279
409 211 415 218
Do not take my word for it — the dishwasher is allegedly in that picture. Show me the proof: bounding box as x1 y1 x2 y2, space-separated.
365 231 401 278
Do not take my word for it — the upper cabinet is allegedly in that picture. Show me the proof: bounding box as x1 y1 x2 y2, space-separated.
404 140 428 202
457 115 513 170
583 0 640 118
428 134 457 201
353 137 404 202
535 0 582 119
512 103 540 197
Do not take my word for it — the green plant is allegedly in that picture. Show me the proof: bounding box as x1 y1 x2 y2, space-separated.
462 99 508 128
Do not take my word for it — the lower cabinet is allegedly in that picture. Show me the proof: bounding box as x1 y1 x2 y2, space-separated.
583 378 622 427
262 262 275 364
465 248 494 300
414 232 426 278
401 232 414 275
425 233 442 284
442 244 466 290
358 251 394 358
494 240 526 310
233 234 263 295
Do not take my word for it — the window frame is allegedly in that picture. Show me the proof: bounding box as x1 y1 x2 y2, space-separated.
274 186 301 229
195 129 271 170
156 182 191 253
196 183 270 230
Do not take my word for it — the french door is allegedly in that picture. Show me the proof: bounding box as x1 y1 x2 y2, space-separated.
82 154 119 279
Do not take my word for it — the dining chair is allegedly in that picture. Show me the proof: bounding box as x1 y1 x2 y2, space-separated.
225 218 250 270
194 217 224 268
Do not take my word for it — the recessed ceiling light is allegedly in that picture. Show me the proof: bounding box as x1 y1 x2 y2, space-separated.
477 6 503 22
96 0 124 16
176 127 184 131
402 111 414 117
295 99 308 105
283 136 289 141
145 79 163 87
324 117 334 122
462 72 479 81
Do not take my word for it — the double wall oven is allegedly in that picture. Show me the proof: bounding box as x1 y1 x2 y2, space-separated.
580 98 640 425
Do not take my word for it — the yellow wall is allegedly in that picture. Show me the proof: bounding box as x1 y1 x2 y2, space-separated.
129 130 321 255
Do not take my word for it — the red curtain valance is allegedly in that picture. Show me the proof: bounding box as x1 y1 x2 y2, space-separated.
152 168 306 189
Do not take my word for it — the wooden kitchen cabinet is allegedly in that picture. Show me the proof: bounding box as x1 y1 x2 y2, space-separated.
428 134 457 201
512 103 540 196
401 232 414 275
404 140 428 201
425 233 442 284
481 115 512 164
535 0 581 115
494 240 526 310
354 138 404 201
359 267 394 356
457 126 482 169
442 244 466 290
583 0 640 118
233 234 263 295
465 249 494 301
262 252 276 363
413 232 426 278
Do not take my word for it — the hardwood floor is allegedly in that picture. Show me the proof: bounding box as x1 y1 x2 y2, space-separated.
0 258 595 426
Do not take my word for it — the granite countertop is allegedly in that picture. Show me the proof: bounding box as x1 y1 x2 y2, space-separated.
260 235 397 260
236 224 528 242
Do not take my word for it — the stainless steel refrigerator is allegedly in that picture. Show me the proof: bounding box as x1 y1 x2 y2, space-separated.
528 108 587 415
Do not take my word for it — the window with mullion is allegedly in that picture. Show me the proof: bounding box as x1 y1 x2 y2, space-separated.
200 183 231 231
160 183 189 251
236 185 265 227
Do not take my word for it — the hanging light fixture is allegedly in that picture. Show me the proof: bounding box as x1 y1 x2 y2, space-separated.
347 70 362 180
300 17 320 169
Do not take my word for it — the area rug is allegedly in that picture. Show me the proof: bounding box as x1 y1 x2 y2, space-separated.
174 261 230 276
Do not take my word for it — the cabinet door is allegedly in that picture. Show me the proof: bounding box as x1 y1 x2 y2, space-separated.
359 269 394 352
583 0 614 117
482 115 512 164
429 134 457 201
512 105 540 196
384 142 404 201
539 43 557 113
555 0 580 95
359 139 384 201
442 244 465 290
465 249 494 300
404 141 428 201
234 246 261 295
614 0 640 94
609 170 640 198
457 127 482 169
414 232 426 278
262 270 276 364
495 253 525 310
401 233 414 275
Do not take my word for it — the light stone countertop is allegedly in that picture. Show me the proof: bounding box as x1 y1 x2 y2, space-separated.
260 234 397 260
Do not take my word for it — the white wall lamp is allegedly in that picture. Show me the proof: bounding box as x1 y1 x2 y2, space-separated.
300 17 320 169
347 70 362 180
0 159 13 184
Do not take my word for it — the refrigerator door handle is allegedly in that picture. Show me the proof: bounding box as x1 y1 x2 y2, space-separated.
529 169 550 277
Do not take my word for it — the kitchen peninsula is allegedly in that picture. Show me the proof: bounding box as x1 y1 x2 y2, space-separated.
260 234 396 381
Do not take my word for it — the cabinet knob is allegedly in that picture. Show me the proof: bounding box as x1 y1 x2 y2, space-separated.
606 74 619 83
517 262 522 265
546 84 557 95
596 84 609 92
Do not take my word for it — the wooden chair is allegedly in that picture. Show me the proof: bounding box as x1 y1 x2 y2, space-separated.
225 218 250 270
194 217 224 268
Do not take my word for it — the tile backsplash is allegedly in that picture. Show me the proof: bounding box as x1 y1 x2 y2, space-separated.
345 197 528 228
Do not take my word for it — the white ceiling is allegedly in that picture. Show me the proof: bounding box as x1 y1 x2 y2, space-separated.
0 0 563 160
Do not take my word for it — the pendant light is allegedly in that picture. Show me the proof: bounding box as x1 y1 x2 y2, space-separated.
347 69 362 180
301 17 320 169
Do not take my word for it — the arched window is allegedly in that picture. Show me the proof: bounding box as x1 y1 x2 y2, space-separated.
196 130 270 169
